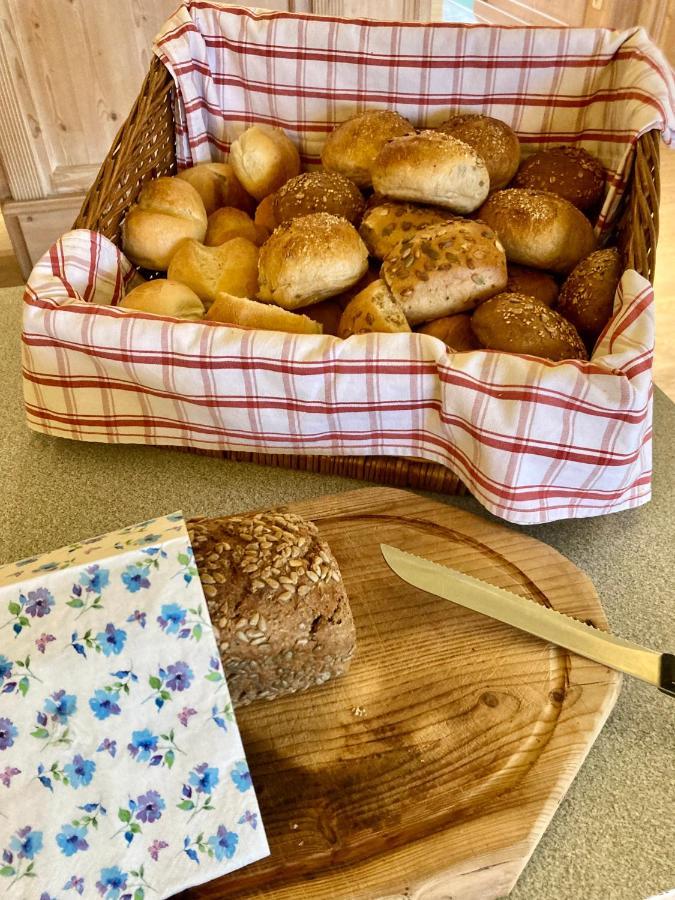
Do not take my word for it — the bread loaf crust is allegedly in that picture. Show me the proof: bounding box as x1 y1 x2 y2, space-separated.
187 511 356 707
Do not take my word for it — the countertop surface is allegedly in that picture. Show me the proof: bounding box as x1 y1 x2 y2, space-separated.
1 287 674 900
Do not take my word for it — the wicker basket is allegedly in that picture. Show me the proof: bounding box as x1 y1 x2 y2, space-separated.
73 53 661 496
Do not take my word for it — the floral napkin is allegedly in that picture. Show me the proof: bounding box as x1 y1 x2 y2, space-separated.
0 513 269 899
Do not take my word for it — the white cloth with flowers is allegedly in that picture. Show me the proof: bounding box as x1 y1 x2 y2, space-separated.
0 513 268 899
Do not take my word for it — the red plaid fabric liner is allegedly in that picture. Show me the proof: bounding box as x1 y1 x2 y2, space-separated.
23 3 675 525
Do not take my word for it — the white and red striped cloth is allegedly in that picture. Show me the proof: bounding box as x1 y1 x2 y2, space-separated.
23 3 675 524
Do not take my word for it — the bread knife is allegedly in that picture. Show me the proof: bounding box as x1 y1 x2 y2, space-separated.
380 543 675 697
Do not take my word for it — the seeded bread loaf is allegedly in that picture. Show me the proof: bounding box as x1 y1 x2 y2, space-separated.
187 510 356 707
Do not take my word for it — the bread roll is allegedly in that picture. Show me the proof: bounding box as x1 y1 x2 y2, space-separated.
255 193 278 233
122 177 207 270
188 510 356 707
207 292 323 335
229 125 301 201
471 292 588 361
506 264 559 307
514 146 605 211
177 162 253 215
167 237 259 306
359 200 454 260
321 109 415 189
435 113 520 191
120 279 204 320
338 280 411 338
556 247 622 346
382 219 507 325
477 188 596 273
205 207 268 247
372 130 490 214
258 212 369 309
273 171 365 225
332 262 381 309
416 314 482 351
299 299 343 336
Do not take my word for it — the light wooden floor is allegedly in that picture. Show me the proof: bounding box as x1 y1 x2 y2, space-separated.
2 155 675 399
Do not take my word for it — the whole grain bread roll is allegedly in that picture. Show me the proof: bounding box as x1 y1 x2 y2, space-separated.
177 162 253 215
477 188 596 273
187 510 356 706
514 146 605 211
435 113 520 191
556 247 622 346
337 279 411 338
205 207 268 247
471 291 588 361
229 125 301 201
273 171 365 225
359 200 454 260
506 264 559 307
416 313 482 351
372 130 490 214
321 109 415 189
122 177 208 270
167 237 259 306
206 292 323 335
382 219 507 325
257 212 369 309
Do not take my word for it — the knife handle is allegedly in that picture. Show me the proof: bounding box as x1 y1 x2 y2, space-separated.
658 653 675 697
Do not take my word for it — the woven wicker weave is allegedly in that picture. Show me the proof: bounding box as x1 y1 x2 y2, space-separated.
73 54 661 496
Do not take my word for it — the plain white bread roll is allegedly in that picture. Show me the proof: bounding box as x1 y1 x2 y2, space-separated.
477 188 597 273
167 237 259 306
120 279 204 319
372 130 490 214
207 292 323 335
122 177 207 270
257 212 369 309
177 162 253 215
229 125 301 201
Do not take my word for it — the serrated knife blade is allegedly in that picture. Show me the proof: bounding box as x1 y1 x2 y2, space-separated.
380 543 675 697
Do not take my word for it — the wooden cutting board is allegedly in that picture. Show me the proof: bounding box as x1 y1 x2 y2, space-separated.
189 487 621 900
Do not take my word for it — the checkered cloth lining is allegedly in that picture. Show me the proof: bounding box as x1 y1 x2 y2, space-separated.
23 2 674 525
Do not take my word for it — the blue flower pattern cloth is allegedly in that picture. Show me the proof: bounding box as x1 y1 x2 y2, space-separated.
0 513 269 898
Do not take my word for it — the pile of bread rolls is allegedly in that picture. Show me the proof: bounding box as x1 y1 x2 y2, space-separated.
119 112 622 362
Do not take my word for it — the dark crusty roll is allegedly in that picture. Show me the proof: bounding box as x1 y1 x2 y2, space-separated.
505 264 559 307
273 171 365 225
471 292 588 361
477 188 596 273
514 146 605 212
416 313 482 351
556 247 622 346
188 510 356 707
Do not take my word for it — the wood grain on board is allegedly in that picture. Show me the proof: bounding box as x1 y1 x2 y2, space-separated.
187 487 621 900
